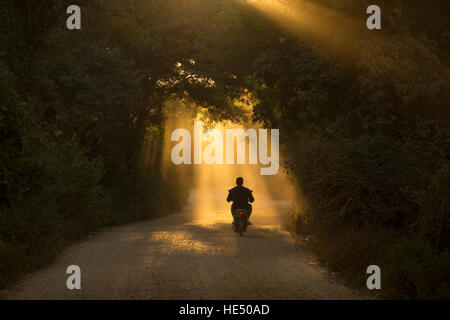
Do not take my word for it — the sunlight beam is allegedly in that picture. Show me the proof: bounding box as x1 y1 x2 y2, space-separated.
246 0 362 59
161 101 302 226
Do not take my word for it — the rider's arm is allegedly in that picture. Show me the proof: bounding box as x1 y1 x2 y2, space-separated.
226 190 233 202
248 190 254 203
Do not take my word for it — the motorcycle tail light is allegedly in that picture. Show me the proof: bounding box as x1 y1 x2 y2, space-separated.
239 211 243 215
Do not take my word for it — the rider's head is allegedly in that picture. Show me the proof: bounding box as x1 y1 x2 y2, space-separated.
236 177 244 186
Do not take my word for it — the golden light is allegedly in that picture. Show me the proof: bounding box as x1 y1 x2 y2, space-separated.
246 0 361 58
159 100 304 228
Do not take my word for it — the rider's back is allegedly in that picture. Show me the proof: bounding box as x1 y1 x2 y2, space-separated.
228 185 254 208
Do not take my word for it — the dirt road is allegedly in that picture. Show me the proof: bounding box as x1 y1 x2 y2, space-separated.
3 182 364 300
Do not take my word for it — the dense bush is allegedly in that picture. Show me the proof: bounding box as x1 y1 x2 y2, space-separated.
0 139 111 288
0 65 109 287
418 165 450 249
384 238 450 299
287 133 449 298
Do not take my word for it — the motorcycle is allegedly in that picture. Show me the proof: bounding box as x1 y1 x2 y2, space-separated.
232 209 250 237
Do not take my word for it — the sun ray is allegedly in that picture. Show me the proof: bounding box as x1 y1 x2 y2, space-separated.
246 0 363 59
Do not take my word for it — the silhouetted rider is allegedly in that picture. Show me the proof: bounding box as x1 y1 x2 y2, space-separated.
227 177 254 224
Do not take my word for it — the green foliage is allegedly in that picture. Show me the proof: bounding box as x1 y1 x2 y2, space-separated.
0 135 112 288
384 239 450 299
418 165 450 249
312 225 392 287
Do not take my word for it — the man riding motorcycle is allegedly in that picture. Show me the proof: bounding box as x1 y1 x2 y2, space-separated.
226 177 254 225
